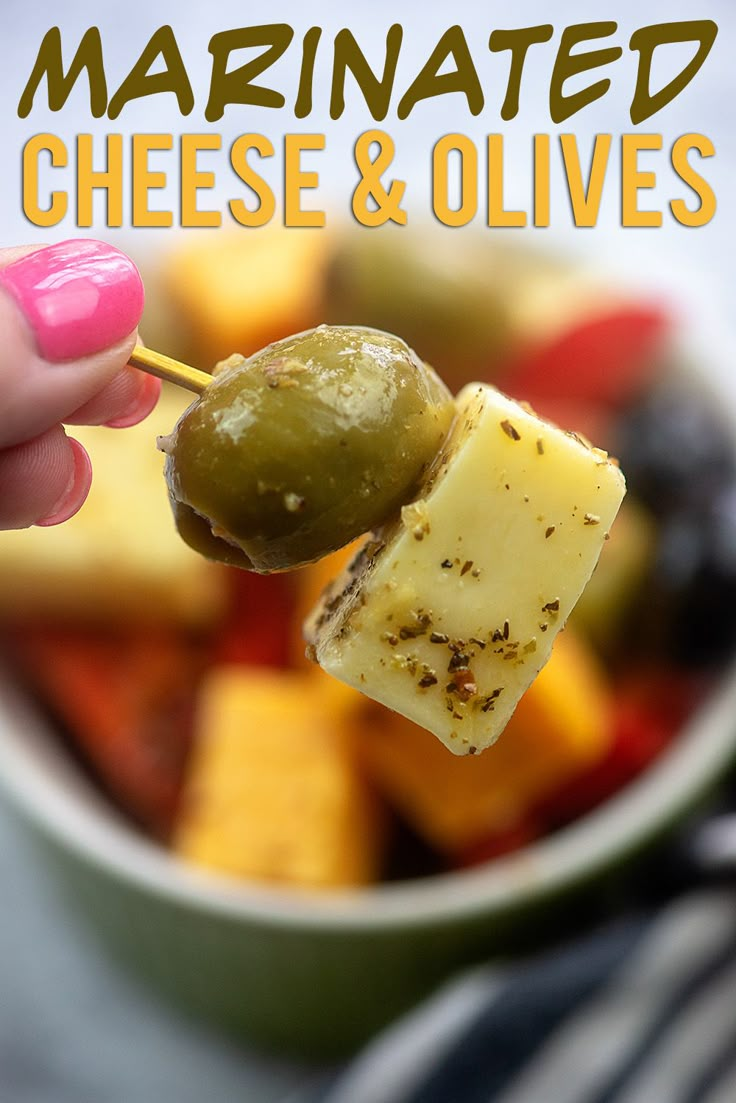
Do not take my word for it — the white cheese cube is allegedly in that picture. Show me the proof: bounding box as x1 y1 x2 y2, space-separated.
305 383 626 755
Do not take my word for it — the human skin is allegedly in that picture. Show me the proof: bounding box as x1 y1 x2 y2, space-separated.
0 239 159 529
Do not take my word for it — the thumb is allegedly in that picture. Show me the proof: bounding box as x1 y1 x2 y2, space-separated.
0 239 145 450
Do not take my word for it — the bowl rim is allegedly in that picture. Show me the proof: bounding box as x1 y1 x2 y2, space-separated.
1 651 735 933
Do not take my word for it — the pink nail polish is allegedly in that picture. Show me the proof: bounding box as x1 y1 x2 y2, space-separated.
105 373 162 429
0 239 144 362
36 439 93 527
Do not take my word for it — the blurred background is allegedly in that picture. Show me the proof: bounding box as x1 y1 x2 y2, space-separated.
0 1 734 1101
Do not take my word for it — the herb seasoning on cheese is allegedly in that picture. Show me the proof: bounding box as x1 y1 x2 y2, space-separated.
304 383 626 755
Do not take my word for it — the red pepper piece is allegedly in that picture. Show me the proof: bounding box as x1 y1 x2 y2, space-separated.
211 566 295 668
453 817 542 869
498 304 669 409
8 624 200 838
536 668 705 829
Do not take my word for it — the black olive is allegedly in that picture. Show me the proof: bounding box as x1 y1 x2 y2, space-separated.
632 484 736 666
613 380 736 518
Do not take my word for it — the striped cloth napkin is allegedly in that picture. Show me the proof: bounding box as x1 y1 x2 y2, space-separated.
299 888 736 1103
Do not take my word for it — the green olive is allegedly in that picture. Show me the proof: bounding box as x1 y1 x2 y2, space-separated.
159 325 455 573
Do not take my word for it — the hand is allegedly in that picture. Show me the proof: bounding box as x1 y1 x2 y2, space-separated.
0 239 159 529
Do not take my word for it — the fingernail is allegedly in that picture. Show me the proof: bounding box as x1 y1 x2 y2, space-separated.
105 372 162 429
36 439 92 527
0 240 144 362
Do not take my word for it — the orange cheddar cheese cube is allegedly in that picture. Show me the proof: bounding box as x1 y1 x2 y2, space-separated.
174 667 382 888
357 631 612 853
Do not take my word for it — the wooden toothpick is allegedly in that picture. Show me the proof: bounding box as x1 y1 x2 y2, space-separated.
128 346 212 395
